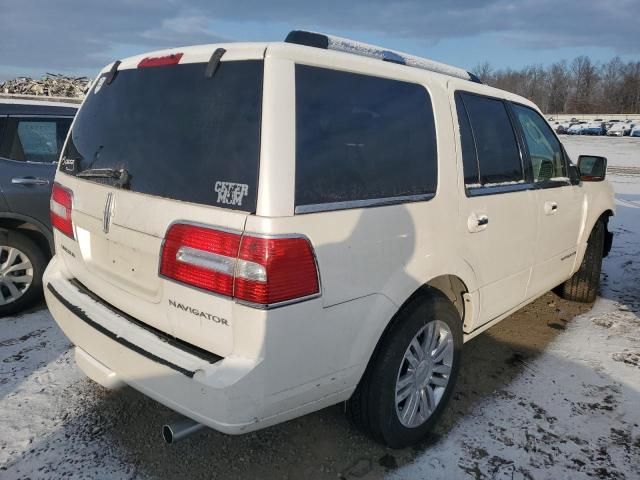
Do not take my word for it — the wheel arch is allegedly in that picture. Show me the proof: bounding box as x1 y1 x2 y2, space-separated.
0 213 53 258
585 209 614 257
353 274 470 397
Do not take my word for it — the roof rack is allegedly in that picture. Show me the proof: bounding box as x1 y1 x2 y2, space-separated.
285 30 482 84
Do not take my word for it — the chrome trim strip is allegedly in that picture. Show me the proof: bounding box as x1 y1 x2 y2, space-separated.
176 246 237 276
7 114 76 118
102 192 114 234
294 193 435 214
466 183 533 197
235 291 322 310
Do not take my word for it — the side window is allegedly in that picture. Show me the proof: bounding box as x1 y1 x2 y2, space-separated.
512 104 567 183
457 93 524 187
0 118 5 148
455 93 480 186
295 65 437 208
0 117 72 163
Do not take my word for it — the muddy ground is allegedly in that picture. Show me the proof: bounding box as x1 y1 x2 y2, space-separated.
1 292 597 479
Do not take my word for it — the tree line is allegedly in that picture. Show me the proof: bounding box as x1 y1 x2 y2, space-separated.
473 56 640 114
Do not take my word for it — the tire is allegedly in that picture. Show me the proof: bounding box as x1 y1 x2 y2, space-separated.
561 220 605 303
347 290 463 448
0 230 47 317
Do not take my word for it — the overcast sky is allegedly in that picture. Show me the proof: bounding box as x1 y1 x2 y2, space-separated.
1 0 639 80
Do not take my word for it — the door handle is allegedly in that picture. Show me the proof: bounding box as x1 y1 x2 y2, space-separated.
11 177 50 186
544 201 558 215
468 212 489 233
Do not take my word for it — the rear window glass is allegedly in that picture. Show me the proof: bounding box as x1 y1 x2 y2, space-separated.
295 65 437 209
62 60 263 211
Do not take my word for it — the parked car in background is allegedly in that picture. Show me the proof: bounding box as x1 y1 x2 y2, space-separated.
556 122 574 134
631 125 640 137
43 31 615 448
582 121 606 136
0 95 78 315
607 122 635 136
605 119 621 131
567 121 588 134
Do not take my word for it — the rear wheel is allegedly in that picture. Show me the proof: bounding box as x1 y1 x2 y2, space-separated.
347 290 462 448
561 220 605 303
0 230 46 316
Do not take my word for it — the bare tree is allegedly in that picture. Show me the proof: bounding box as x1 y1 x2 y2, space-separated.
546 61 570 115
475 55 640 114
472 62 494 84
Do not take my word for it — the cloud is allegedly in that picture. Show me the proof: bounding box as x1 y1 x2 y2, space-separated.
140 15 227 45
1 0 638 78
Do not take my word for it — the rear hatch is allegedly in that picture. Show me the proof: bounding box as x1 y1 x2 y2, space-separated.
54 47 264 356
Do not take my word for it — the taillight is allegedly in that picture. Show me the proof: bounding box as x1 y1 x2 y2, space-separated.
160 223 320 307
50 183 74 239
235 235 319 305
138 53 183 68
160 224 240 297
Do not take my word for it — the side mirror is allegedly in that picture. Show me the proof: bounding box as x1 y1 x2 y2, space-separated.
578 155 607 181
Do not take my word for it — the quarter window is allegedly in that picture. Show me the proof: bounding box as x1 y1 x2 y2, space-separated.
456 93 524 188
295 65 437 209
455 94 479 186
512 104 567 183
0 117 72 163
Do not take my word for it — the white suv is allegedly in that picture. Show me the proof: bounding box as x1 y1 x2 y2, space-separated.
44 31 615 448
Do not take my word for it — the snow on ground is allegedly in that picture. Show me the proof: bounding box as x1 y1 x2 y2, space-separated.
0 137 639 479
391 139 640 479
562 135 640 170
0 310 135 478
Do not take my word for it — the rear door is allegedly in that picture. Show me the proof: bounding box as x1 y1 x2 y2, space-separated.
510 103 584 295
454 92 537 325
55 54 264 356
0 115 73 226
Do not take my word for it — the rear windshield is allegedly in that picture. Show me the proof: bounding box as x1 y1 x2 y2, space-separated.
61 60 263 212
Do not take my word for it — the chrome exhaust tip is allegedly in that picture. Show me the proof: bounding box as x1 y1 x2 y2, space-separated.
162 417 205 444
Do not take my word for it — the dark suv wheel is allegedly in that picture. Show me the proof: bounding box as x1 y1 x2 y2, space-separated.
347 289 463 448
0 230 47 316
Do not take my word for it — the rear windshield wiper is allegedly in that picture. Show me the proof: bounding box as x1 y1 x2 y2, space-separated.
76 168 131 188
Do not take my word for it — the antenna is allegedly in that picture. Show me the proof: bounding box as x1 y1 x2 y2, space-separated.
285 30 482 84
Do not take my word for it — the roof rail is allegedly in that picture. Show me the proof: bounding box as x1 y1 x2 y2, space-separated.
0 93 83 104
285 30 482 84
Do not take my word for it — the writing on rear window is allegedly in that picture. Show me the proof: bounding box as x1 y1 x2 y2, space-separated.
215 181 249 206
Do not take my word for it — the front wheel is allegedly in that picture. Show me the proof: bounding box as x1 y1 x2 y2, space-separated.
347 290 463 448
561 220 605 303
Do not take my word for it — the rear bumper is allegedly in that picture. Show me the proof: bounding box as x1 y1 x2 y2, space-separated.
44 261 259 434
44 256 356 434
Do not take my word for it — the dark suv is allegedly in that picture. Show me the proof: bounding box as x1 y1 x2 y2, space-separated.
0 96 77 315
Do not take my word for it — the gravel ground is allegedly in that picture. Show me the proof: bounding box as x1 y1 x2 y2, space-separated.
1 137 639 479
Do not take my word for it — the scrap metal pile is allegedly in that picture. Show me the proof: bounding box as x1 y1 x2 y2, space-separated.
0 74 91 98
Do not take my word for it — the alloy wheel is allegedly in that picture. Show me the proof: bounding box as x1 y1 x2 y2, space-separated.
0 246 34 306
394 320 454 428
